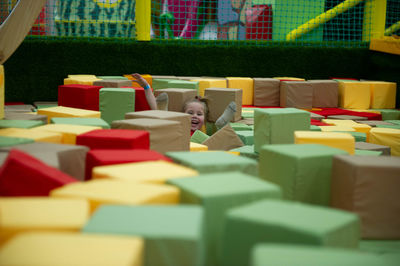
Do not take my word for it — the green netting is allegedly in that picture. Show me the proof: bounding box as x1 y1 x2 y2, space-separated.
0 0 399 47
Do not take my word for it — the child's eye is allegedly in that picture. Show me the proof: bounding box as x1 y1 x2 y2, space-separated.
197 112 203 116
187 111 194 115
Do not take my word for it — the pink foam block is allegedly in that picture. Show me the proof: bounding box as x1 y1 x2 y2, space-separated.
76 129 150 150
0 149 77 196
58 84 103 111
85 149 172 180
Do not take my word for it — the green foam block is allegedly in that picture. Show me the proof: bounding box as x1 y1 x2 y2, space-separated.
230 145 258 160
51 117 110 129
83 205 205 266
310 125 321 131
259 144 348 205
355 149 382 156
235 130 254 145
152 78 179 90
0 136 35 147
99 88 135 124
230 123 252 131
371 109 400 120
167 80 199 92
0 120 43 129
190 130 209 144
221 200 360 266
96 76 129 80
167 172 281 266
376 124 400 129
336 131 367 142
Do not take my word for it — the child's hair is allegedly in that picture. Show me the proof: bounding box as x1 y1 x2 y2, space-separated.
183 96 209 119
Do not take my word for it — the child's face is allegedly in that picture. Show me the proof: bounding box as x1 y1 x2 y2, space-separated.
185 102 205 131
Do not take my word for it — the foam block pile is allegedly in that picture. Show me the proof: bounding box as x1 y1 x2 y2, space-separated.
0 74 399 265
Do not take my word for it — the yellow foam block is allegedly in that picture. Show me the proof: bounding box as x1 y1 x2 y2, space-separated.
50 179 179 212
273 77 305 81
31 124 101 144
0 65 4 119
369 36 400 56
364 81 397 109
227 77 254 105
322 119 358 126
124 73 152 87
68 75 98 79
338 82 371 109
92 160 198 183
190 142 209 151
37 106 101 123
319 126 356 132
369 128 400 156
295 131 354 154
192 78 227 97
0 198 89 247
64 75 101 85
226 151 240 156
0 128 62 143
0 232 143 266
345 109 381 114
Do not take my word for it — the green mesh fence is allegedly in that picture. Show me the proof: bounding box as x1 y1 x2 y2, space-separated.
0 0 399 47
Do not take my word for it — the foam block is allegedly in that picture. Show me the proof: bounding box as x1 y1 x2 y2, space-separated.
254 108 310 152
309 80 339 108
37 106 101 123
93 79 132 88
0 136 34 147
294 131 355 154
130 87 151 111
0 232 143 266
230 122 252 131
124 73 152 87
167 80 199 92
204 88 242 122
154 88 197 112
310 112 325 121
93 160 198 183
64 74 101 85
4 104 34 113
227 77 254 105
0 149 77 196
31 124 101 144
191 78 227 97
327 115 368 121
221 200 359 266
369 127 400 156
166 151 258 176
0 65 3 119
85 149 170 180
112 118 182 153
0 119 43 129
202 124 244 150
50 179 179 213
0 198 89 246
0 128 62 143
338 82 371 109
253 78 280 107
280 81 313 109
51 117 110 129
190 142 208 151
58 84 103 111
167 172 281 266
190 130 209 144
4 112 48 124
371 109 400 120
319 125 356 132
97 76 129 80
259 144 347 205
99 88 135 124
235 130 254 145
83 205 204 266
76 128 149 150
125 110 191 150
230 145 258 160
363 81 397 109
331 155 400 239
354 149 382 156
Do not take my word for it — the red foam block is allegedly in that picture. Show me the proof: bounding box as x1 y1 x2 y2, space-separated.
85 149 172 180
0 149 77 196
310 108 381 120
76 129 150 150
122 87 151 111
58 84 103 111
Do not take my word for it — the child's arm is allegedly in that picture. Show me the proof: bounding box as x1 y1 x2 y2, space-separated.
131 73 157 110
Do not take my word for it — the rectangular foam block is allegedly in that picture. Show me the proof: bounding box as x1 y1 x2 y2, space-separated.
259 144 347 205
280 81 313 109
31 124 101 144
0 119 43 129
354 149 382 156
309 80 339 108
205 88 242 122
93 79 132 88
130 87 151 111
371 109 400 120
177 76 202 81
166 151 258 176
99 88 135 124
154 88 197 112
167 172 281 266
50 179 179 213
253 78 280 107
355 142 391 155
92 160 198 183
58 84 103 111
152 78 177 90
124 73 153 87
0 149 77 196
235 130 254 145
4 112 48 124
83 205 204 266
319 126 356 132
227 77 254 105
191 78 227 97
97 76 130 80
202 124 244 150
190 130 209 144
51 117 110 129
363 81 397 109
0 198 89 246
4 104 34 113
294 131 355 154
0 232 143 266
230 123 252 131
331 155 400 239
369 127 400 156
190 142 208 151
37 106 100 123
310 112 325 121
221 200 359 266
0 65 4 119
0 128 62 144
230 145 258 160
327 115 367 121
338 82 371 109
0 136 34 147
125 110 191 151
254 108 310 152
112 118 183 153
167 80 199 92
64 74 101 85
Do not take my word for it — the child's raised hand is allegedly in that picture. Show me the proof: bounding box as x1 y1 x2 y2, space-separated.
131 73 149 88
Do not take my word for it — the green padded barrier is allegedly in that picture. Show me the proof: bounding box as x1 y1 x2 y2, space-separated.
254 108 310 152
0 120 44 129
230 145 259 160
251 244 387 266
385 120 400 125
50 117 110 129
371 109 400 120
83 205 205 266
190 130 209 144
230 123 252 131
221 199 360 266
235 131 254 145
96 76 129 80
376 124 400 130
354 149 383 156
167 80 199 93
167 172 281 266
0 136 34 147
310 125 322 131
259 144 348 205
99 88 135 125
336 131 367 142
152 79 179 90
166 151 258 176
